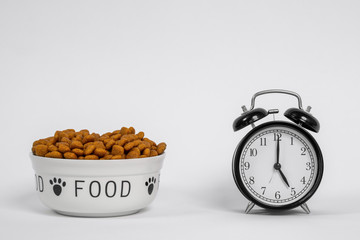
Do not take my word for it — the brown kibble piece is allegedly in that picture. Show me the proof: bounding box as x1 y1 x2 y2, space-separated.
138 143 146 151
72 148 84 156
143 141 151 148
132 147 141 155
157 142 167 155
133 139 142 146
79 129 90 136
111 145 124 155
144 138 156 146
94 141 105 149
103 132 112 137
32 139 44 146
120 134 137 142
70 140 83 149
94 148 108 157
126 150 140 159
48 145 58 152
93 133 100 140
112 154 125 159
64 152 77 159
112 130 121 135
73 134 83 141
83 142 93 149
105 139 116 149
143 148 151 157
84 155 99 160
64 129 75 139
45 151 62 158
120 127 129 135
124 141 135 151
36 139 51 146
136 131 144 140
98 136 109 143
58 143 71 153
82 134 95 144
102 155 113 160
117 138 127 146
46 137 57 145
58 131 69 140
54 131 61 142
150 150 158 157
64 129 75 133
34 144 48 157
128 127 135 134
56 141 69 147
61 137 71 145
84 144 96 155
102 138 111 145
111 133 122 141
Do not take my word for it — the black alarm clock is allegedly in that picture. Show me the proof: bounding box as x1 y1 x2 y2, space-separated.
232 89 323 214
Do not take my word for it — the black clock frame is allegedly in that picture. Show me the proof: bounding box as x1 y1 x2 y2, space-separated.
232 121 324 210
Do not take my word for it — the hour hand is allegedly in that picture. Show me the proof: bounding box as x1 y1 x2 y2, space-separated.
279 169 290 188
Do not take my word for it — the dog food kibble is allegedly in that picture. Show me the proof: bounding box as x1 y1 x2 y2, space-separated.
32 127 166 160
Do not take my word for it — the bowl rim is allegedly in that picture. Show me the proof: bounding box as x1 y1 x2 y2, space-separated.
29 152 166 162
30 152 165 176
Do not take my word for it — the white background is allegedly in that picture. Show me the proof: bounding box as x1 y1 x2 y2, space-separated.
1 0 360 239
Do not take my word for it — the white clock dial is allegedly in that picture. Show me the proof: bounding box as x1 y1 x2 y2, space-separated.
239 125 318 206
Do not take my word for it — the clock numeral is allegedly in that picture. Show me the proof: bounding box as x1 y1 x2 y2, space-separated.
301 147 306 155
273 133 282 141
306 162 311 171
300 176 306 185
244 162 250 170
291 187 296 196
275 191 281 199
249 176 255 185
261 187 266 195
260 138 267 146
291 137 294 145
249 148 257 157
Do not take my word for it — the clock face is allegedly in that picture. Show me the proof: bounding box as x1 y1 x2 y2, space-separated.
233 121 323 209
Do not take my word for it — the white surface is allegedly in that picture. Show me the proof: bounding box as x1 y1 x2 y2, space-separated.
1 0 360 239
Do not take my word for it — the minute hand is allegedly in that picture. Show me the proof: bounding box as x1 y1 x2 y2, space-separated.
276 136 280 164
274 137 290 188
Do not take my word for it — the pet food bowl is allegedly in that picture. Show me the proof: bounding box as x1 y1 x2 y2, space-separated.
30 153 165 217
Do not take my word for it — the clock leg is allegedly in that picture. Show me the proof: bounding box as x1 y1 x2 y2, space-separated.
300 203 311 214
245 201 255 214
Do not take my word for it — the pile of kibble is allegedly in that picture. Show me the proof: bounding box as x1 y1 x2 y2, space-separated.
32 127 166 160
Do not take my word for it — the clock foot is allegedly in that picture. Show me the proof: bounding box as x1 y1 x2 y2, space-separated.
245 201 255 214
300 203 311 214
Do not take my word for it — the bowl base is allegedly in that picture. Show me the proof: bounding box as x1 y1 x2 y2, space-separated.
55 209 141 217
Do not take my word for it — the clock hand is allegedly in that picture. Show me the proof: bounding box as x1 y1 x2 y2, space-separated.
273 135 290 188
268 169 275 183
269 136 281 183
278 169 290 188
276 135 280 165
273 135 281 170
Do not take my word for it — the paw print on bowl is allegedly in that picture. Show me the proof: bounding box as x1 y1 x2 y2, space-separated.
145 177 156 195
49 177 66 196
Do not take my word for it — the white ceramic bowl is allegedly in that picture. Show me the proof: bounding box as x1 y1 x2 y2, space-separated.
30 153 165 217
